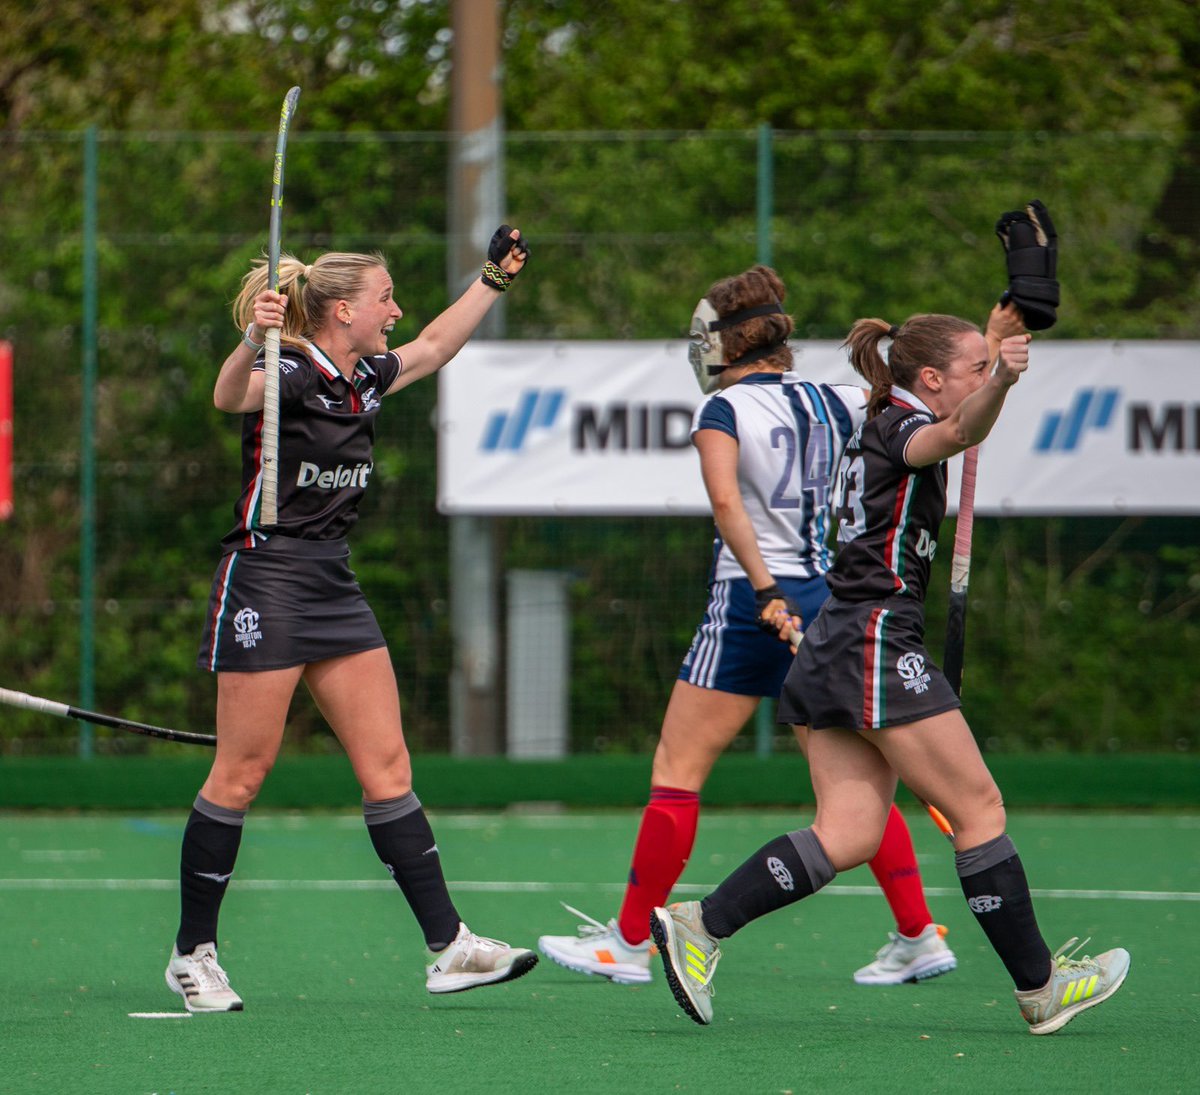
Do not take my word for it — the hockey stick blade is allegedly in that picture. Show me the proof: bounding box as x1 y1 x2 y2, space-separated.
0 687 217 747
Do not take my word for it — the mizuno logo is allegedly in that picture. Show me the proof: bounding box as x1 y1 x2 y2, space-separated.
194 871 233 884
1035 388 1120 452
316 395 343 410
481 389 566 452
423 844 439 856
968 895 1003 913
767 856 794 892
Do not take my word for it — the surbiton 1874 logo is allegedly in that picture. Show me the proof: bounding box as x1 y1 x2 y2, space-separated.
233 606 263 649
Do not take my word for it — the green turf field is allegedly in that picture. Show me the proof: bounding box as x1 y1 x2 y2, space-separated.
3 808 1197 1094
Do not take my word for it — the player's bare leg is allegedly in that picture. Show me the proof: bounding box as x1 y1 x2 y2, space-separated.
308 648 536 992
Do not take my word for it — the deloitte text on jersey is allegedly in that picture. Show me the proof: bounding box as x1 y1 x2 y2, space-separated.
297 461 373 489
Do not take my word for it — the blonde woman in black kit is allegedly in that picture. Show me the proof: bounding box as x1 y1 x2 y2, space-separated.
166 228 538 1012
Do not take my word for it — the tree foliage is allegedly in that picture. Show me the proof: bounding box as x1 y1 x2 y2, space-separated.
0 0 1196 754
502 0 1197 133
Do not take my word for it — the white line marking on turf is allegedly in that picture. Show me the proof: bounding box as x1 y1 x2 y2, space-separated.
128 1012 192 1019
20 849 104 863
224 811 1200 833
1 879 1197 901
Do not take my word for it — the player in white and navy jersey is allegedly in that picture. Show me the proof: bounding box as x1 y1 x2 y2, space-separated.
677 372 860 689
541 266 955 990
654 310 1130 1035
169 230 539 1014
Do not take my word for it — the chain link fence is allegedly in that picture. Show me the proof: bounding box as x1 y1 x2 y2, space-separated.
1 129 1196 754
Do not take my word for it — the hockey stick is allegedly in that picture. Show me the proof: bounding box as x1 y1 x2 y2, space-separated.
259 85 301 527
923 200 1054 839
0 687 217 747
920 445 983 843
943 444 979 698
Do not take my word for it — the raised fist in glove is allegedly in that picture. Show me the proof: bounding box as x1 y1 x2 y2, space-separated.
481 224 530 291
995 199 1058 331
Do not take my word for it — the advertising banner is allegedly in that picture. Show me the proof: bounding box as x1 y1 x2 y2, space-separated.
438 340 1200 516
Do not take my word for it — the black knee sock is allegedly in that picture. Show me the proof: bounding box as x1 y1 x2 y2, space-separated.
364 792 460 951
177 794 245 955
700 828 836 939
956 834 1052 991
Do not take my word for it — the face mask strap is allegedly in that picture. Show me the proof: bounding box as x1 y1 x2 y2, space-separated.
705 302 784 332
727 341 787 367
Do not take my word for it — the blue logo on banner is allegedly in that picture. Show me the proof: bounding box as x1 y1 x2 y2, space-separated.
480 389 567 452
1035 388 1121 452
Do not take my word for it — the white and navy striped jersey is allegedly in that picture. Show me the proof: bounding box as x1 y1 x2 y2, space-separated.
222 341 402 550
692 373 866 582
827 387 946 602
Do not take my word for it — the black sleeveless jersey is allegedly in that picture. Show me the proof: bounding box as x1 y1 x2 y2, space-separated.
827 388 947 603
221 341 402 550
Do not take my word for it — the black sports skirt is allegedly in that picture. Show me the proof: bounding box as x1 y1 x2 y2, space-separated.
778 594 961 730
197 535 386 672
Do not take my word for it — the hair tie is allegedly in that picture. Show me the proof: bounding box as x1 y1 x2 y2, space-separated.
302 264 313 278
888 325 900 338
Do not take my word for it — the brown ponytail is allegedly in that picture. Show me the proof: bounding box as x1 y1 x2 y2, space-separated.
843 313 980 418
843 318 894 418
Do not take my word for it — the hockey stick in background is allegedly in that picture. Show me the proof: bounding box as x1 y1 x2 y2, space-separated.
918 446 982 844
0 687 217 747
942 444 979 699
930 199 1059 836
259 85 301 527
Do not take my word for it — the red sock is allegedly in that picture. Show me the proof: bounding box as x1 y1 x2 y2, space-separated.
868 804 933 939
617 787 700 945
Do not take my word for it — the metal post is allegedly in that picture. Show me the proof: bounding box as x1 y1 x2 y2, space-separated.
447 0 504 755
79 126 98 759
754 121 775 759
756 122 774 269
0 342 12 522
506 570 569 758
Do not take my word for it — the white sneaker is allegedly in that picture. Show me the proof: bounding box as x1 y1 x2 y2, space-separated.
853 923 957 985
650 902 721 1026
426 922 538 994
165 942 244 1013
1015 937 1131 1035
538 904 653 985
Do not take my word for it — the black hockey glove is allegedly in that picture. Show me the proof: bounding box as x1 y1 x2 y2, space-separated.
480 224 530 291
753 583 801 635
995 199 1059 330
